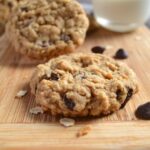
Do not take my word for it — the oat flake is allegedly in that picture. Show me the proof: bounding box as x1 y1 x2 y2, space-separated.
30 106 44 115
59 118 75 127
16 90 27 98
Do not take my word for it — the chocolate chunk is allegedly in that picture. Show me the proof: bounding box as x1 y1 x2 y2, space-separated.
39 73 59 82
114 48 128 59
39 75 50 82
21 7 29 12
41 40 48 48
7 2 13 8
91 46 106 54
64 95 75 110
120 88 133 109
49 40 53 45
50 73 59 81
135 102 150 120
116 89 122 101
61 34 70 42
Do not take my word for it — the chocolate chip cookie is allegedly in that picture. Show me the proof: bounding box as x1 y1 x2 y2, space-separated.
30 53 138 117
6 0 89 59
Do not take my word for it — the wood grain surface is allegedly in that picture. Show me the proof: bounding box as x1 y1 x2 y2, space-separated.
0 26 150 149
0 122 150 150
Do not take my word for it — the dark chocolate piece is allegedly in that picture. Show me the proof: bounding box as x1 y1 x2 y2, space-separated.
91 46 106 54
21 7 29 12
60 34 70 42
116 89 122 101
50 73 59 81
114 48 128 59
39 73 59 82
135 102 150 120
120 88 133 109
7 2 13 8
41 40 48 48
64 95 75 110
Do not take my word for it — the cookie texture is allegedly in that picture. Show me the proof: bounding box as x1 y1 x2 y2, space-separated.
0 0 23 35
6 0 89 59
30 53 138 117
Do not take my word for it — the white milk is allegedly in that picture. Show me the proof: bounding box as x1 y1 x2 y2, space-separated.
92 0 150 32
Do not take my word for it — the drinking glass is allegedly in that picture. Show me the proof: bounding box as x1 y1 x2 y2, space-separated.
92 0 150 32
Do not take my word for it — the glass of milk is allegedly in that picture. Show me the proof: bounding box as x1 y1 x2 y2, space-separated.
92 0 150 32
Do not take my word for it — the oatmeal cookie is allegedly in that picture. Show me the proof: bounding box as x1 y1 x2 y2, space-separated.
0 0 23 34
30 53 138 117
6 0 89 59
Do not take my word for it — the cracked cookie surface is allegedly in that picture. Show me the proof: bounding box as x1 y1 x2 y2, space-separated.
6 0 89 59
30 53 138 117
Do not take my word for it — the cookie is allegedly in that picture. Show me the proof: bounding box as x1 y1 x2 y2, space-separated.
30 53 138 117
0 0 22 35
6 0 89 59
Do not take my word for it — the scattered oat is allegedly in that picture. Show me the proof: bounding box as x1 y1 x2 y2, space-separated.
77 125 92 137
29 106 44 115
16 90 27 98
60 118 75 127
105 45 114 50
135 36 142 41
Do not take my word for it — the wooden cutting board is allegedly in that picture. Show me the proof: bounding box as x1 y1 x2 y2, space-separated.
0 26 150 150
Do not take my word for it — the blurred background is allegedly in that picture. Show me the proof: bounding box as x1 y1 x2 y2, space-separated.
78 0 150 29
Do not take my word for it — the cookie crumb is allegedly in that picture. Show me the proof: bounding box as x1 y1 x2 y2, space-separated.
77 125 92 137
16 90 27 98
60 118 75 127
29 106 44 115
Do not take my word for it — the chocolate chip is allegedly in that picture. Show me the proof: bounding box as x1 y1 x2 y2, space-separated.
39 73 59 82
64 95 75 110
61 34 70 42
116 89 122 101
21 7 29 12
120 88 133 109
7 2 13 8
49 40 53 45
39 75 50 82
135 102 150 120
41 40 48 48
50 73 59 81
114 48 128 59
91 46 106 54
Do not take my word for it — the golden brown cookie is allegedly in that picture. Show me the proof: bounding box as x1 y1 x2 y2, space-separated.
6 0 89 59
0 0 24 35
30 53 138 117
